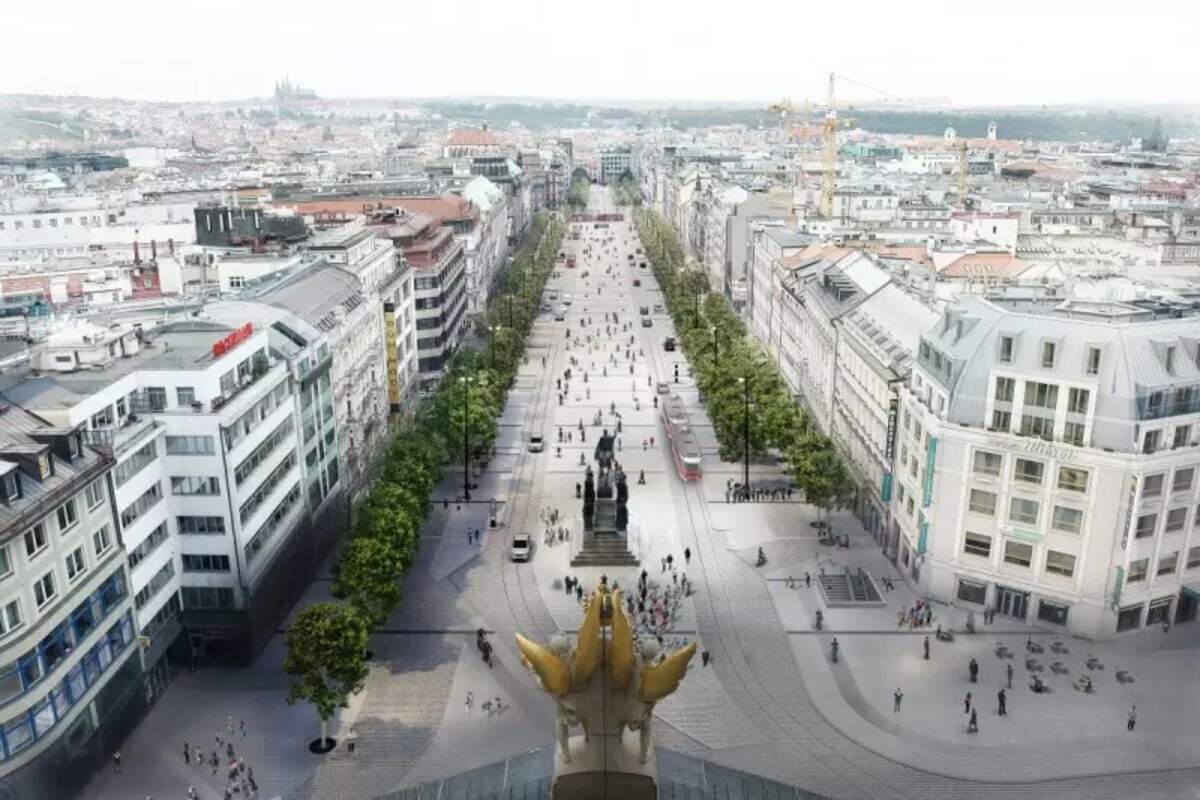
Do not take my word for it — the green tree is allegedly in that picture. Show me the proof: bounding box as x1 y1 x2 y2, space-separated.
789 440 857 525
283 602 370 750
351 486 420 569
331 537 404 629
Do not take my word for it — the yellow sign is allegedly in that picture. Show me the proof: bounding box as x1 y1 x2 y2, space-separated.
384 303 401 413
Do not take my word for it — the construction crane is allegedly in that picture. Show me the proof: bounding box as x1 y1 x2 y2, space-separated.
819 74 858 219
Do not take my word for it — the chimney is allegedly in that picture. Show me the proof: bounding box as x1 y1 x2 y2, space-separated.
133 240 141 265
150 240 157 261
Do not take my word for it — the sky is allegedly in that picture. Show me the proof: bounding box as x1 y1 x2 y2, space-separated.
2 0 1197 107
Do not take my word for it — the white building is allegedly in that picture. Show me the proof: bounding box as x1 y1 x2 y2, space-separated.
0 406 136 798
896 295 1200 640
460 176 510 314
9 317 342 665
598 148 632 184
0 197 195 263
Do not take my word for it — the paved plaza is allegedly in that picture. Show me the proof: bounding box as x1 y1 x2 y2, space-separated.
77 189 1200 800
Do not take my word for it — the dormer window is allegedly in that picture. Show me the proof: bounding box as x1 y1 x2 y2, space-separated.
1041 341 1056 369
68 434 80 460
2 471 18 502
999 336 1014 364
1165 346 1176 375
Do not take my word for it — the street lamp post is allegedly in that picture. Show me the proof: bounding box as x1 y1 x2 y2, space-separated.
711 326 719 364
739 376 750 492
460 376 472 502
488 326 498 369
507 294 514 329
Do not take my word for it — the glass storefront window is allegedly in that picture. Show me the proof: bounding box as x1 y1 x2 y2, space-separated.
29 698 55 737
66 664 85 703
957 579 987 605
1117 604 1143 632
51 686 70 720
3 714 32 755
0 666 20 705
1037 600 1069 626
1147 598 1172 627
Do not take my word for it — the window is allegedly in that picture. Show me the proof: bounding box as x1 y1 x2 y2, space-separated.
244 484 302 564
1023 381 1058 410
1116 603 1143 632
972 451 1001 477
176 516 226 535
1044 550 1076 578
181 554 231 573
64 547 86 582
1062 421 1085 447
176 387 196 406
1173 468 1194 494
1126 558 1149 583
0 545 9 580
1187 546 1200 570
24 523 48 558
1041 341 1056 369
1037 600 1069 626
963 532 991 558
182 586 235 610
994 376 1015 403
1009 497 1040 526
998 336 1014 364
956 579 987 605
969 489 997 517
239 453 297 523
1019 415 1055 441
113 440 156 486
234 419 294 486
1175 426 1192 449
165 436 215 456
1067 388 1089 414
128 521 169 568
1147 598 1173 626
34 571 57 608
1165 507 1188 533
171 476 220 496
83 480 105 511
991 410 1012 432
1003 541 1033 568
229 275 246 289
120 481 163 528
1157 552 1178 577
1057 467 1089 494
92 524 113 557
1051 506 1083 534
1142 474 1164 498
0 599 21 637
3 472 19 501
135 561 175 610
1144 430 1161 454
1013 458 1045 485
145 387 167 411
1135 513 1157 539
1086 347 1101 375
56 500 78 532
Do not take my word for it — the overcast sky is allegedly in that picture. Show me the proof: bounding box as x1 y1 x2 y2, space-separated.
3 0 1196 107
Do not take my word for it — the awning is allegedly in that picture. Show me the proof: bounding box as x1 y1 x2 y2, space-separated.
1182 583 1200 600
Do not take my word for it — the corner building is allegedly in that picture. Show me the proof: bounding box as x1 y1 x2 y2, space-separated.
896 295 1200 640
0 408 138 800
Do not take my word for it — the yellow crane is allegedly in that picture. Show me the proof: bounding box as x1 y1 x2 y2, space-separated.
819 73 857 219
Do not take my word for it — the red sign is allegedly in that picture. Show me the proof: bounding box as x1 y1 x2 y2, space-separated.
212 323 253 358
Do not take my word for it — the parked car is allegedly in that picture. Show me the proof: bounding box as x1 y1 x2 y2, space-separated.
653 303 664 313
528 435 545 453
639 305 649 315
641 317 652 328
656 381 670 394
510 533 532 562
633 278 641 287
664 337 677 351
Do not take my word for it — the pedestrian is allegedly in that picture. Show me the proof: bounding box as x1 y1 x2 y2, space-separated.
997 689 1007 716
967 708 978 733
964 692 972 713
466 691 474 714
805 572 811 588
188 788 198 800
661 557 666 573
684 547 691 565
112 750 122 774
495 696 503 713
923 636 930 660
227 716 235 735
576 584 583 602
211 752 219 776
893 688 903 713
183 742 190 764
347 725 357 755
701 650 711 667
226 741 235 759
666 554 674 570
239 719 247 740
969 657 979 683
1127 705 1138 732
1006 663 1013 689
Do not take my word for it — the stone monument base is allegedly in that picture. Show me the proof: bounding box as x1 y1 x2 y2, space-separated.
552 733 657 800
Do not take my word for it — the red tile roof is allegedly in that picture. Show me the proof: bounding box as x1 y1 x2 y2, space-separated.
446 128 499 147
939 252 1031 279
391 194 478 224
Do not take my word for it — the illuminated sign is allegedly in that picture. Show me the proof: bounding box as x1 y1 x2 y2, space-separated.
983 436 1077 464
384 303 401 413
922 436 937 508
885 398 899 461
212 323 253 358
1120 475 1137 550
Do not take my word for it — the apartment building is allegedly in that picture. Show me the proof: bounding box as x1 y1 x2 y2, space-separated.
0 407 138 800
897 295 1200 639
7 318 341 665
598 148 632 184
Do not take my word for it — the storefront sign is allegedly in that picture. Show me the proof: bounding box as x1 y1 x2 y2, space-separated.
983 436 1077 464
384 303 401 413
212 323 253 358
1111 566 1124 609
885 398 899 461
881 471 893 503
1005 525 1043 543
1120 475 1137 550
917 515 929 556
922 436 937 508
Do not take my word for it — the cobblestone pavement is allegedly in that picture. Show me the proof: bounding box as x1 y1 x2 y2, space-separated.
80 191 1200 800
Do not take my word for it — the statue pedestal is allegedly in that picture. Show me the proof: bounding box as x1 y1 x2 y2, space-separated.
553 734 657 800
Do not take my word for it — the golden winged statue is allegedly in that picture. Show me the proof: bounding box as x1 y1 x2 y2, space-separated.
516 587 696 764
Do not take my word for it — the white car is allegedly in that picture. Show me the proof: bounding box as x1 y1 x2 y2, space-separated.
562 294 573 306
511 533 532 562
528 435 545 452
656 381 670 394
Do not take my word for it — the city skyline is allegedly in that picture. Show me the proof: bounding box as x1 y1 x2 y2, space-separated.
3 0 1198 106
